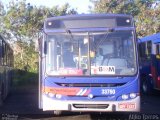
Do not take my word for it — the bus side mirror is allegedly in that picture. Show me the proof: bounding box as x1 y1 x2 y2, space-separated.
36 31 43 52
44 41 47 54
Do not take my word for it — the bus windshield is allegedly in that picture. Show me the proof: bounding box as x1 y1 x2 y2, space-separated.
45 30 137 76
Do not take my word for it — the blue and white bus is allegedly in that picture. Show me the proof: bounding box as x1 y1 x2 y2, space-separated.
139 33 160 94
38 14 140 115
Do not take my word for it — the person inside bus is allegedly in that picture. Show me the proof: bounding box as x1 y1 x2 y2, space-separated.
94 48 104 66
63 42 76 68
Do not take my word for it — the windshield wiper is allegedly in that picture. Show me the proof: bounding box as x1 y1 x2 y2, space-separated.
66 29 74 40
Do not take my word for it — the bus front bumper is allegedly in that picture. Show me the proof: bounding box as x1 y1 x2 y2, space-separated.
42 95 140 112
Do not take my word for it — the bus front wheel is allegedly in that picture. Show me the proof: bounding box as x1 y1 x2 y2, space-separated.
142 76 153 95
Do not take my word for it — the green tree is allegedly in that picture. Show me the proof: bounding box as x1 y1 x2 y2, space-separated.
135 3 160 37
91 0 156 15
1 0 77 72
0 1 7 34
90 0 160 37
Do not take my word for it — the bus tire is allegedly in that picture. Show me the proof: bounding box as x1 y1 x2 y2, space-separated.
54 110 62 115
142 76 153 95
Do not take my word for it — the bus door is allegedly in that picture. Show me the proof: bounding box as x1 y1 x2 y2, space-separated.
152 43 160 89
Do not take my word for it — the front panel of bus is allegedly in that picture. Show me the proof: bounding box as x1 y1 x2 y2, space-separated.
39 15 140 112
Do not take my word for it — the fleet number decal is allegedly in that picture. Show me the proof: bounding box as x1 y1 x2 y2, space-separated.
102 89 116 95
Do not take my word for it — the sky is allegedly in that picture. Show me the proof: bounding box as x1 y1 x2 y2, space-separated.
1 0 92 14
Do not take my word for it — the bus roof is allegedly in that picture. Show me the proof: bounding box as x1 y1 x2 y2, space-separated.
139 32 160 43
45 14 133 20
44 14 134 31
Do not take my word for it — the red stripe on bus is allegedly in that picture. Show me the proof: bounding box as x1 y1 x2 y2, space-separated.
157 76 160 89
83 89 91 96
151 65 156 81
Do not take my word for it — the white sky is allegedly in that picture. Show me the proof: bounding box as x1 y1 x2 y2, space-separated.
1 0 92 13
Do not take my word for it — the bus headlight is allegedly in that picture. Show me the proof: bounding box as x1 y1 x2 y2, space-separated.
48 93 55 97
88 94 94 99
130 93 136 99
55 94 62 99
122 94 129 100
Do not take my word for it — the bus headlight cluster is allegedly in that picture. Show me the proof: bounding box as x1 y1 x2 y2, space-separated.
45 92 62 99
121 93 137 100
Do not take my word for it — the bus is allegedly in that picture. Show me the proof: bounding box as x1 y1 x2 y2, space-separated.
38 14 140 115
139 33 160 94
0 35 14 106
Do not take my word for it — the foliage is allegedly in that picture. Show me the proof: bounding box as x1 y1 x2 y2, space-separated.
135 4 160 37
0 0 77 74
3 0 77 41
90 0 160 37
14 40 38 72
13 69 38 86
0 0 78 85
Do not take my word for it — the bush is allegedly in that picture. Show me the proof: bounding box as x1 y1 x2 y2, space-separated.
13 69 38 86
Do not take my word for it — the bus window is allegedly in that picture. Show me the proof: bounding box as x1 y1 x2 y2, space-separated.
2 42 5 65
46 34 89 76
63 42 76 68
139 42 146 60
156 44 160 59
0 38 2 65
146 41 152 60
156 44 160 54
139 40 152 61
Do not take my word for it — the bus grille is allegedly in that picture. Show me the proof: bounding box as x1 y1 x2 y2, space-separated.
55 83 126 87
73 104 109 109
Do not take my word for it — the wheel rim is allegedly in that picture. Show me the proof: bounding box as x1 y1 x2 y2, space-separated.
142 81 147 93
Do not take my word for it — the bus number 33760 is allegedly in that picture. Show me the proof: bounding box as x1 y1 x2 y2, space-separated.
101 89 116 95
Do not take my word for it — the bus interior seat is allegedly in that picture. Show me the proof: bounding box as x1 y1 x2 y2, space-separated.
94 48 104 66
63 51 76 67
107 58 127 69
102 59 109 65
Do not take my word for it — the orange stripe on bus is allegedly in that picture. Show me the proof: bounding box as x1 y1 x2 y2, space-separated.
43 87 81 96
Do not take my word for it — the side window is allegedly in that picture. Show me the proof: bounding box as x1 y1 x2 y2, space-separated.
2 42 6 65
139 41 152 61
156 44 160 54
0 38 2 65
10 50 14 67
6 44 9 66
9 49 12 67
139 42 146 60
0 37 13 66
146 41 152 60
